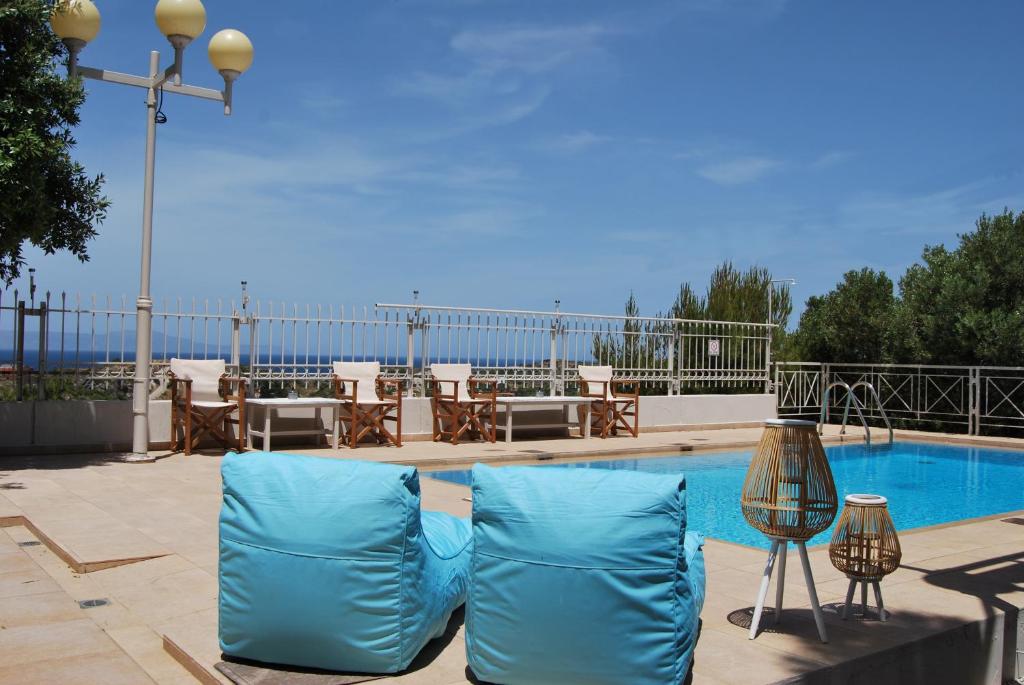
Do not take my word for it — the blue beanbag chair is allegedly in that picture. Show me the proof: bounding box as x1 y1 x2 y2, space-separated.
218 451 472 673
466 463 705 685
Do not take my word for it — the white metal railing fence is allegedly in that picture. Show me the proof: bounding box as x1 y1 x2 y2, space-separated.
0 289 774 399
776 361 1024 436
375 303 772 396
6 288 1024 436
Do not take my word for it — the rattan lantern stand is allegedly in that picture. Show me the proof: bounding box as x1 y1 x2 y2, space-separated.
741 419 838 643
829 494 901 621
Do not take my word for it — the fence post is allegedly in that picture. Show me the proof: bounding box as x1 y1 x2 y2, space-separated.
773 361 779 409
821 363 830 423
406 318 415 398
37 302 47 401
230 313 241 370
970 367 981 435
246 306 257 389
15 301 25 401
549 321 558 396
674 326 685 396
417 315 429 398
668 330 678 396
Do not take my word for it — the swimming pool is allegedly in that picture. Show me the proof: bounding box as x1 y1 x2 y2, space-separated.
424 441 1024 547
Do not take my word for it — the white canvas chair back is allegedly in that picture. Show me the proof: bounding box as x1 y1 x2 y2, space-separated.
333 361 381 403
170 359 226 403
581 362 610 384
431 363 473 401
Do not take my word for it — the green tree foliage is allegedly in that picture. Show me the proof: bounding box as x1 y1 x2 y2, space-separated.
791 268 900 363
703 262 792 329
899 210 1024 365
594 291 666 370
0 0 109 283
593 262 793 372
790 210 1024 365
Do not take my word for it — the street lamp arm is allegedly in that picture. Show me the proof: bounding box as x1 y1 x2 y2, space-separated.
161 80 224 103
156 63 179 88
76 65 153 90
76 64 226 106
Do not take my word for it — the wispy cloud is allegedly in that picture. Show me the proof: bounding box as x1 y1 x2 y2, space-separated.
395 71 487 103
399 163 521 190
162 141 525 210
810 150 854 170
297 92 348 114
547 130 613 154
472 88 551 127
672 148 710 161
450 23 615 74
607 228 674 243
679 0 790 18
697 157 782 185
836 180 989 238
427 205 540 237
394 21 619 136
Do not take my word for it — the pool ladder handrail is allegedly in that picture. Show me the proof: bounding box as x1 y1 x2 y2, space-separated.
818 381 893 447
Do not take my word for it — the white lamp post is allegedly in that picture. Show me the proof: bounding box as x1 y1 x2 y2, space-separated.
51 0 254 462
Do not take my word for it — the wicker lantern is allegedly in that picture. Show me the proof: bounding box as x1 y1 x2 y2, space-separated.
741 419 838 539
742 419 838 643
829 494 901 621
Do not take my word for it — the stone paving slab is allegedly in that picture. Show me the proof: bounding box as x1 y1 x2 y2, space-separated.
0 492 21 525
0 475 170 572
0 529 158 685
160 608 231 685
107 625 202 685
283 426 784 468
419 478 472 518
0 649 158 685
1 525 207 684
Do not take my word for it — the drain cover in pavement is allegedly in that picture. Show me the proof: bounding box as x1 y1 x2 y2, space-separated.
78 598 111 609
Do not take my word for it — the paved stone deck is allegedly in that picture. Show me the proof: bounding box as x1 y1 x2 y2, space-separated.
1 426 1022 683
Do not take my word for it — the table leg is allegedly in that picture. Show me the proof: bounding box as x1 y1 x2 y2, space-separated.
584 404 591 439
505 406 512 444
332 404 340 449
264 409 272 452
314 407 322 447
246 410 254 450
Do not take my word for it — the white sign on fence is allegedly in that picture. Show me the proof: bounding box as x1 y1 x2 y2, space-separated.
708 339 721 356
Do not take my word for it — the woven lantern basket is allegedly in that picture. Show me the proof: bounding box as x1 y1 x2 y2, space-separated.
741 419 838 541
741 419 838 643
829 494 901 620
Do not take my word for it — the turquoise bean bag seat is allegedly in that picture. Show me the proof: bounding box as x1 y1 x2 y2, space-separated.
466 463 706 685
218 451 472 673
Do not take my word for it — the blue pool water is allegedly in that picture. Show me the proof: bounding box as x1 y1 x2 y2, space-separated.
424 441 1024 548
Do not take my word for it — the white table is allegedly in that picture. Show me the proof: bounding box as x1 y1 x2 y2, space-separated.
246 398 343 451
496 396 593 444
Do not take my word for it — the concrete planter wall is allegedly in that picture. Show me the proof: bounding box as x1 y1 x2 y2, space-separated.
0 401 171 454
0 394 776 455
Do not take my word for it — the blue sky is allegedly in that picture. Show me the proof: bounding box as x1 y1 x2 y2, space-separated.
8 0 1024 326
